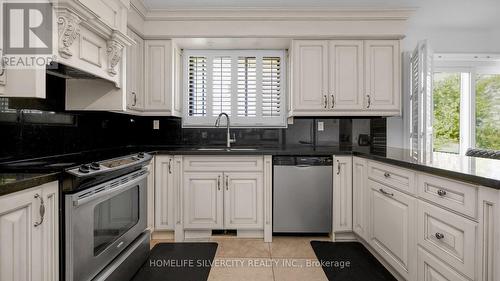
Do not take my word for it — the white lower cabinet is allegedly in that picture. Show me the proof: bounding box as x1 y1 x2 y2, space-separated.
417 247 470 281
417 201 477 279
182 156 265 232
183 171 264 230
183 172 224 229
333 156 353 233
155 156 175 230
368 179 416 281
353 157 369 241
224 172 264 229
0 181 59 281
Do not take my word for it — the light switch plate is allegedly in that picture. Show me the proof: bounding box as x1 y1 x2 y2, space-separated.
153 120 160 130
317 121 324 131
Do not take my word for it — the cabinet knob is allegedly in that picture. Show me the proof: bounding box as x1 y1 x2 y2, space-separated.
336 160 341 175
384 172 391 178
323 95 328 109
437 189 447 196
435 232 445 240
366 94 371 109
217 175 221 191
331 94 335 109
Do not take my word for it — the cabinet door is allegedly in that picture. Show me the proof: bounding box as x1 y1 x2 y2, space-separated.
183 172 224 229
224 172 264 229
353 157 369 241
364 40 400 111
145 40 172 112
292 40 329 112
329 41 364 110
0 187 42 281
368 179 416 280
126 29 144 110
155 156 175 230
333 156 353 232
146 160 155 231
41 182 59 281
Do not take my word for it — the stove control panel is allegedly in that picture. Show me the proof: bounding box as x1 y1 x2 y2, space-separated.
67 152 151 177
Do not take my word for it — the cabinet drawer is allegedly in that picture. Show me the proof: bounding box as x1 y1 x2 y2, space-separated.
183 156 263 172
417 174 477 218
417 247 471 281
368 161 416 195
418 201 477 279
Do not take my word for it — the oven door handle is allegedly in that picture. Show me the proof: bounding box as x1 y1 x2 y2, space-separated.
73 171 149 207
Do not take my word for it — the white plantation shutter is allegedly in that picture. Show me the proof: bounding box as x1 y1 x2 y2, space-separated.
409 40 433 161
262 57 282 117
184 50 286 127
237 57 257 117
188 57 207 116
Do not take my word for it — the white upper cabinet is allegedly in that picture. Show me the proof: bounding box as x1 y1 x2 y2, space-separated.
126 28 145 111
364 40 401 112
291 39 401 116
291 40 329 112
144 40 182 116
329 41 364 111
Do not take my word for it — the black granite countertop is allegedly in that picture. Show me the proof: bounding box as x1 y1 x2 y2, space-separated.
0 172 60 196
1 145 499 196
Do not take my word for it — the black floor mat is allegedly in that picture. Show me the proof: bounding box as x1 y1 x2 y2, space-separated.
310 241 397 281
131 243 218 281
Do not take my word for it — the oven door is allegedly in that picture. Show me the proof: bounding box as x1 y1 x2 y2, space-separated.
65 169 148 281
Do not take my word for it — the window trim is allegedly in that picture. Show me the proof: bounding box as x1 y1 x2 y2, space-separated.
433 59 500 155
182 49 287 128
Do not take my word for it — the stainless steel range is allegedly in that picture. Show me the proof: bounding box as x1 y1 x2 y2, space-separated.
63 152 152 281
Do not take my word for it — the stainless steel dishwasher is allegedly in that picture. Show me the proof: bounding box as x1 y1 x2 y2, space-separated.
273 156 333 233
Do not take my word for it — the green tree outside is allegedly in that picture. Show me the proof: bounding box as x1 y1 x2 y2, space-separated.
433 72 500 153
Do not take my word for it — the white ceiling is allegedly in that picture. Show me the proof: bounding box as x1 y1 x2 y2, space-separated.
142 0 500 30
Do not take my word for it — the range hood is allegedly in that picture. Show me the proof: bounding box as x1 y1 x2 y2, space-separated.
46 62 100 80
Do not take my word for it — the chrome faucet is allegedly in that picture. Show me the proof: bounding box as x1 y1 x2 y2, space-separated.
215 112 236 148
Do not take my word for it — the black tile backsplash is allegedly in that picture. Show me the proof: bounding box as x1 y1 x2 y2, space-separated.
0 75 387 162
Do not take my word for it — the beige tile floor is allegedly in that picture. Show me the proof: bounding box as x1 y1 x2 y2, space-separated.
150 236 330 281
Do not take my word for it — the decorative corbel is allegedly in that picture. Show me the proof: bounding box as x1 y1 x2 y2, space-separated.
106 39 124 76
57 12 81 59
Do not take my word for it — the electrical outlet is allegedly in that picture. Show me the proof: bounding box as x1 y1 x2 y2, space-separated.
317 121 324 131
153 120 160 130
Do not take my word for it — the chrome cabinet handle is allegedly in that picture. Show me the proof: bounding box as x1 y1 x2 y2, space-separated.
366 94 371 108
132 92 137 106
217 175 221 191
379 188 394 197
168 158 172 174
384 172 391 178
331 94 335 109
336 160 341 175
435 232 445 240
34 194 45 227
437 189 447 196
225 175 229 191
323 95 328 109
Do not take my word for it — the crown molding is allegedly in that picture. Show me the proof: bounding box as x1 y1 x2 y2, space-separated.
141 7 416 21
130 0 148 19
